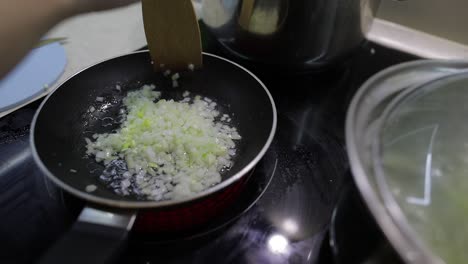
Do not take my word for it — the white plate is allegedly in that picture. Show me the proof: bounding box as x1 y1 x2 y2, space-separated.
0 42 66 112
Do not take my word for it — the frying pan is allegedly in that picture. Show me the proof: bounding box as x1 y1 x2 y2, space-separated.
31 51 277 263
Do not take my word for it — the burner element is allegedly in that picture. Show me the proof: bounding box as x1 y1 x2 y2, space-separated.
329 180 404 264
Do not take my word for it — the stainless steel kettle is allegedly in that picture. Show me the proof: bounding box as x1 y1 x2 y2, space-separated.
201 0 381 70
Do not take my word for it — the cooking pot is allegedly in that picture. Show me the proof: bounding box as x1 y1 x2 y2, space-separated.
200 0 381 70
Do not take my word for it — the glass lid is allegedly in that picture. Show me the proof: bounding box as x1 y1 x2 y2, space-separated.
373 72 468 264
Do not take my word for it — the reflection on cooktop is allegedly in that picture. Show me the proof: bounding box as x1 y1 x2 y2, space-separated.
330 179 405 264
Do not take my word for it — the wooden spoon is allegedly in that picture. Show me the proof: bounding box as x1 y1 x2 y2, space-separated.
142 0 202 72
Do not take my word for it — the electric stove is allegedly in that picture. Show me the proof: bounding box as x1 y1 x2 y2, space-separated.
0 25 418 264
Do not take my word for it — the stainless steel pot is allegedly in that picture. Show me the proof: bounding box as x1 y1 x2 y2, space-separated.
201 0 381 70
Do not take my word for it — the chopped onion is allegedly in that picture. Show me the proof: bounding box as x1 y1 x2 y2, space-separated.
86 85 241 201
171 73 180 81
121 179 131 188
85 184 97 192
96 97 104 102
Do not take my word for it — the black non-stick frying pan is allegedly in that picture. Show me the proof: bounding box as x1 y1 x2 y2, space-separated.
31 51 276 263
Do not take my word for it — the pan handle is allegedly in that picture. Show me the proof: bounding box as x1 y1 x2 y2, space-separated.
38 206 137 264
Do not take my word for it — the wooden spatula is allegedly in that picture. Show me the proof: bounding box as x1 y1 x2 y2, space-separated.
239 0 255 30
142 0 202 72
